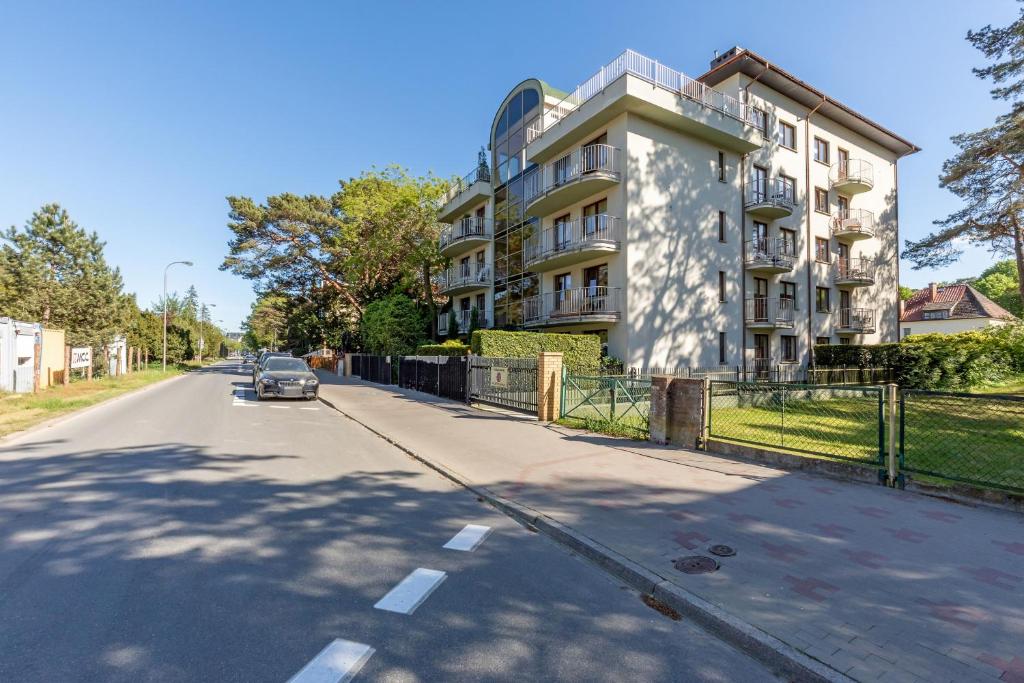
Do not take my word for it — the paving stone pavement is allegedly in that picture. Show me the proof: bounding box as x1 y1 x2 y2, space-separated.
317 373 1024 683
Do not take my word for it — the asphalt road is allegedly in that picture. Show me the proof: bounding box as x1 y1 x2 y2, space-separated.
0 362 774 682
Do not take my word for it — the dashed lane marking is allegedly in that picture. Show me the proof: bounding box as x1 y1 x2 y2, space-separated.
443 524 492 552
373 568 447 615
286 638 375 683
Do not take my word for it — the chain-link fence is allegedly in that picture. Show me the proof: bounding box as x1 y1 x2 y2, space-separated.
900 390 1024 493
561 373 651 439
708 381 884 465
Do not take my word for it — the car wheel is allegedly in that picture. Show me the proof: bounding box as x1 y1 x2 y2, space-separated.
256 386 263 401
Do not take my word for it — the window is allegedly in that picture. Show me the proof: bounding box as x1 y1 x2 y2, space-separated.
816 336 831 346
718 271 727 303
781 281 796 303
922 310 950 320
838 148 850 177
719 331 727 364
780 228 796 255
553 214 571 250
752 165 768 201
814 137 830 164
582 198 608 236
718 211 727 242
781 335 797 363
475 293 486 314
754 334 769 361
717 151 726 182
777 121 796 150
837 195 850 215
815 237 830 263
814 187 829 213
839 337 852 346
902 328 912 339
752 220 768 244
816 287 831 313
779 175 796 202
751 107 768 134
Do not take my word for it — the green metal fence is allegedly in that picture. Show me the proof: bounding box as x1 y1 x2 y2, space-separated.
708 381 885 466
900 390 1024 493
561 372 651 438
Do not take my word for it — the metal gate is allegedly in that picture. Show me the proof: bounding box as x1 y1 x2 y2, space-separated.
397 356 468 401
468 356 538 413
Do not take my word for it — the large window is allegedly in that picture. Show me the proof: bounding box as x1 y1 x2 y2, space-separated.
814 137 830 164
815 237 830 263
781 335 797 363
816 287 831 313
814 187 829 213
751 107 768 134
777 121 796 150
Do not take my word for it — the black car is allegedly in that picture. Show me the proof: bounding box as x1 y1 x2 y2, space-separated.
252 351 291 386
255 357 319 401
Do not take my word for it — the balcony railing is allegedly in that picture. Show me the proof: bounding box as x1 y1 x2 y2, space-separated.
439 308 492 336
440 216 492 251
523 286 621 325
441 164 491 207
745 237 796 270
744 297 795 327
838 307 876 333
524 214 622 265
745 177 796 211
829 159 873 191
834 257 875 285
438 261 492 292
525 49 761 144
831 208 876 239
524 144 620 205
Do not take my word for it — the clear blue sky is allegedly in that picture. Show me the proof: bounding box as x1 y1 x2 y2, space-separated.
1 0 1019 330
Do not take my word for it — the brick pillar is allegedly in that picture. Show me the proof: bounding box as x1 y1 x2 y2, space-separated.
649 375 671 444
648 376 706 448
343 352 353 376
537 352 563 422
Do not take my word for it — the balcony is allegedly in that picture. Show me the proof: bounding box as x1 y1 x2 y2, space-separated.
837 307 876 334
744 297 795 329
524 215 622 271
829 159 873 194
524 144 620 217
834 257 875 287
523 286 621 327
744 237 795 274
440 216 492 258
524 49 762 163
744 178 796 220
831 209 875 241
437 261 492 296
439 164 492 224
439 308 493 336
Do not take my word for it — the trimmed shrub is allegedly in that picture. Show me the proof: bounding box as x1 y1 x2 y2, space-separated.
470 330 601 372
414 340 470 356
361 294 426 356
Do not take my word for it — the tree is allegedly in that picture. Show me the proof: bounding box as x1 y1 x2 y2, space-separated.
899 285 915 301
973 259 1023 316
446 309 459 338
468 306 481 338
243 295 288 350
904 6 1024 306
181 285 199 321
360 294 425 356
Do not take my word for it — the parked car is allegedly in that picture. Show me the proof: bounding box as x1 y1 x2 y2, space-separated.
252 351 291 386
255 357 319 401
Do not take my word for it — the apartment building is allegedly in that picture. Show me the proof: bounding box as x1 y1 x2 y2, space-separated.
436 47 918 368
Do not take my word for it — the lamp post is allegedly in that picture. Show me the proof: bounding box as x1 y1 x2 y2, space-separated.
198 302 216 364
163 261 193 372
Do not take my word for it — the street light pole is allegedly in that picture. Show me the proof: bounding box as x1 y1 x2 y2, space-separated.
163 260 193 372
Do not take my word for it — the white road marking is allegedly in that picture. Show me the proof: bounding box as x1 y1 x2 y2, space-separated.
443 524 492 552
269 405 290 409
374 568 447 615
299 407 319 411
286 638 375 683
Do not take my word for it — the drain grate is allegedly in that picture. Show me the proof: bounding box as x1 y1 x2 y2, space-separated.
708 544 736 557
673 555 720 574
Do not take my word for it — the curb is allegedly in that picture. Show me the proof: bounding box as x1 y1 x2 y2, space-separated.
317 389 850 683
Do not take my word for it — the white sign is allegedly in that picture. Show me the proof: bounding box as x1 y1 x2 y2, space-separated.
70 347 92 369
490 366 509 389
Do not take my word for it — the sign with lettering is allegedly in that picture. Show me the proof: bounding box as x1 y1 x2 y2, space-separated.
490 366 508 389
70 347 92 369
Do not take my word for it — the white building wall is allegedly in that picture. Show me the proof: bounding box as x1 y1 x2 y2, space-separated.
901 317 1010 338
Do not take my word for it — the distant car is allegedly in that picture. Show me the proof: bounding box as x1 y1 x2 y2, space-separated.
255 357 319 401
252 351 291 386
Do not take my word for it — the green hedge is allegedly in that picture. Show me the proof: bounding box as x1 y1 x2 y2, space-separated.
470 330 601 372
414 340 470 356
814 324 1024 390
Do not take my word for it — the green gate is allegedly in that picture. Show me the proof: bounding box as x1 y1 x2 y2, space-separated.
560 371 651 438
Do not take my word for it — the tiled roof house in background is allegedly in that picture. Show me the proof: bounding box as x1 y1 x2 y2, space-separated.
899 282 1017 338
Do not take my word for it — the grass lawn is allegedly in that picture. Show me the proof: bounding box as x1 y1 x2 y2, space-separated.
0 361 214 439
971 374 1024 396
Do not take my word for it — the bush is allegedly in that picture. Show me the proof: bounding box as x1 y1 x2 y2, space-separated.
470 330 601 372
361 294 426 356
414 340 470 356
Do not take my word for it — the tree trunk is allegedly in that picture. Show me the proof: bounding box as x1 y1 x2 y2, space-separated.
421 260 438 340
1014 216 1024 311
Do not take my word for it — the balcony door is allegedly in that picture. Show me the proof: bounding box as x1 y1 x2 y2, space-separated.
753 277 768 321
459 255 471 279
754 334 770 375
474 206 486 235
553 214 571 252
838 243 850 276
554 273 571 314
583 133 609 174
840 290 852 327
583 264 608 313
582 198 607 238
752 221 768 255
838 148 850 179
752 166 767 202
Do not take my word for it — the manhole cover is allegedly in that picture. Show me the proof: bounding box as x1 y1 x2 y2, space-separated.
708 544 736 557
673 555 720 574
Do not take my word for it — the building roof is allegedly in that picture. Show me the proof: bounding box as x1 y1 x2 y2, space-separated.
900 283 1017 323
698 48 920 158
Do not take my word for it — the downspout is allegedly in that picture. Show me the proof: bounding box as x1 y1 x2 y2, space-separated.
740 154 747 368
893 162 900 342
804 97 827 368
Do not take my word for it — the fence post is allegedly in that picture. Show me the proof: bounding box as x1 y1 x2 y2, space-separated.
780 384 786 448
702 378 711 449
887 383 898 487
537 352 563 421
64 344 71 387
609 378 617 422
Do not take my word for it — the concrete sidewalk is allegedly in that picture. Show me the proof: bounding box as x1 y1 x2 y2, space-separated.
316 373 1024 683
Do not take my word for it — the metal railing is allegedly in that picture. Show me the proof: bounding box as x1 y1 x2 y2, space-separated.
440 216 492 251
829 158 873 189
524 215 622 265
831 208 876 239
744 237 796 269
838 307 876 332
744 297 795 326
524 144 620 204
441 164 491 207
561 372 651 439
834 257 875 284
745 177 796 210
438 261 493 291
523 286 621 325
524 49 761 144
439 308 492 335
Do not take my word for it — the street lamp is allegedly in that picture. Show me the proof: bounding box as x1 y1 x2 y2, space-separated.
163 260 193 371
198 302 216 364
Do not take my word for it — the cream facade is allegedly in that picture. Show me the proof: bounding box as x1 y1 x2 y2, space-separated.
437 48 918 369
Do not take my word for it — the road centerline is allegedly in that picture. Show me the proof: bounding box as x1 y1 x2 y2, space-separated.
373 568 447 615
443 524 492 552
286 638 375 683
